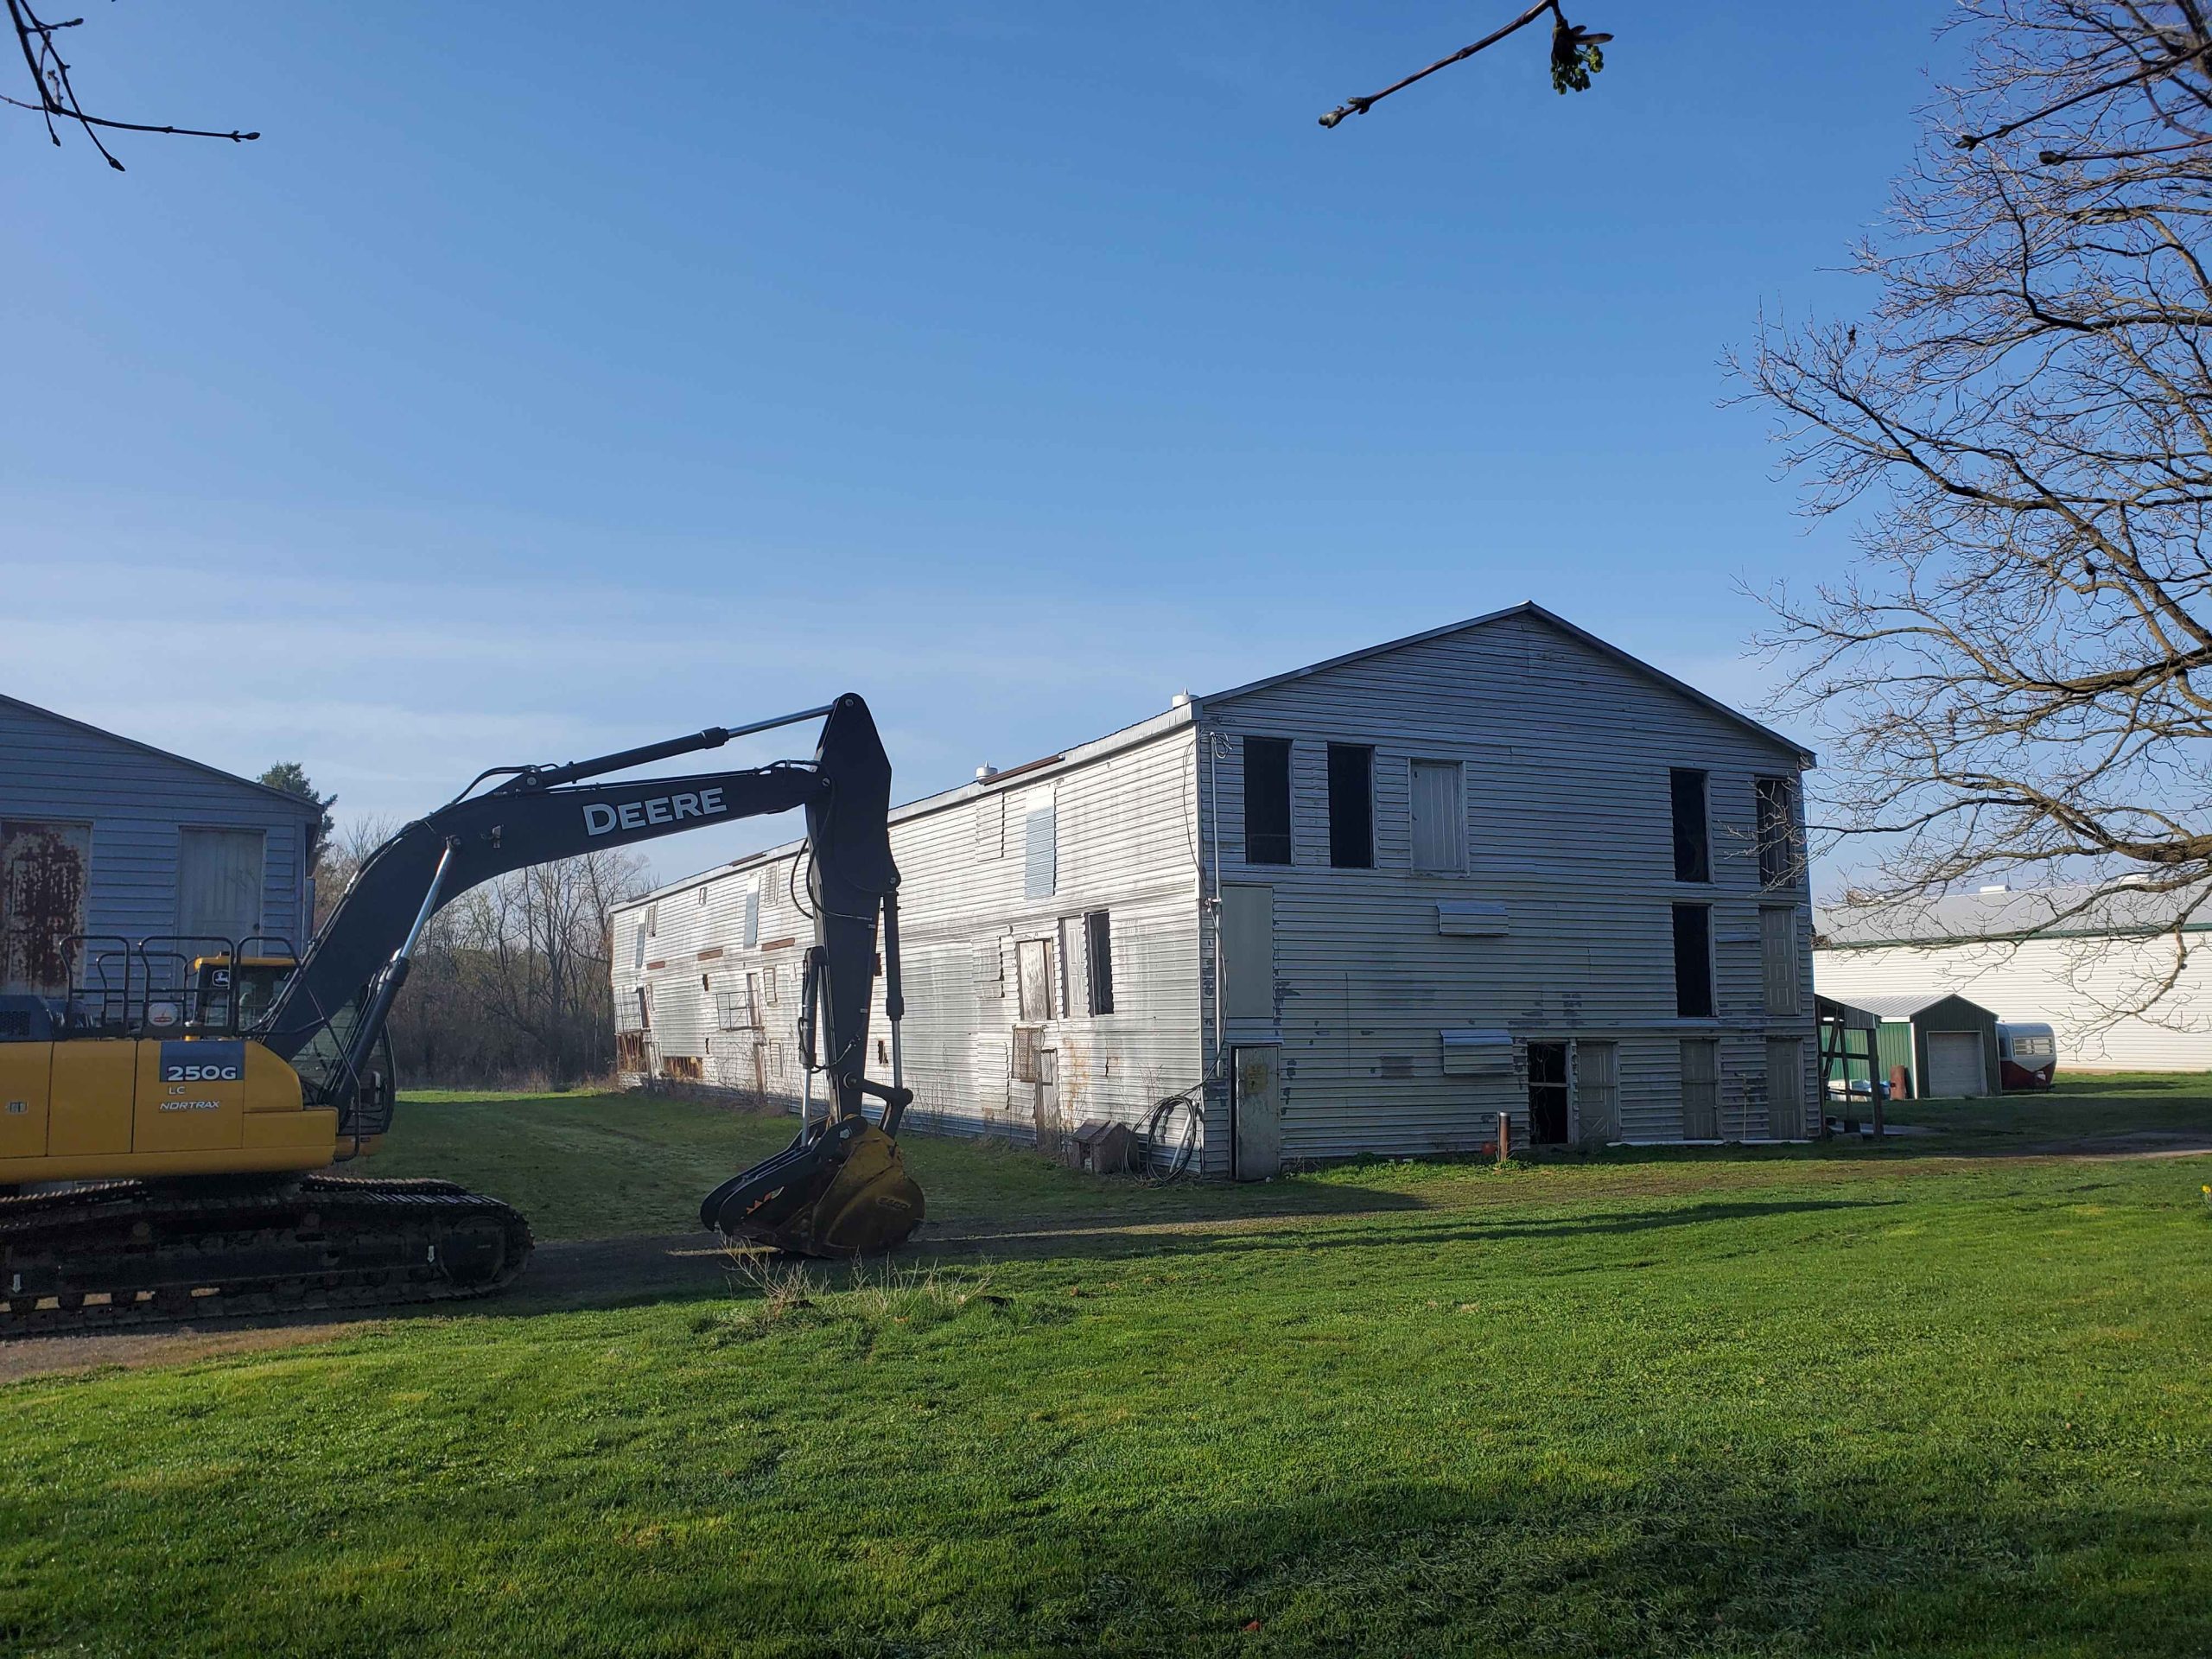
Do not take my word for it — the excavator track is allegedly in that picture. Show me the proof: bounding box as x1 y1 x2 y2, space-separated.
0 1175 533 1334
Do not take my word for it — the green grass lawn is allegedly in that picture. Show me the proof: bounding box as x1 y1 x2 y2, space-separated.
3 1086 2210 1656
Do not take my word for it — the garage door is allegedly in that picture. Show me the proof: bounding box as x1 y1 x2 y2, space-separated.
1926 1031 1987 1098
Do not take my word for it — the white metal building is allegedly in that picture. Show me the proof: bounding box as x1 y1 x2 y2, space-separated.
1815 885 2212 1071
612 604 1818 1172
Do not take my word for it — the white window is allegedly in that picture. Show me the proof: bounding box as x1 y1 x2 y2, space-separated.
632 916 646 969
645 901 659 938
743 883 760 948
1409 760 1466 873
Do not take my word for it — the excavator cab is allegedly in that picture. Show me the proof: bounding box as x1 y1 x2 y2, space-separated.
185 955 294 1034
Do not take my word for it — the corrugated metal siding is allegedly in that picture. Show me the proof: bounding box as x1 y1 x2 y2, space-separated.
1196 610 1817 1158
0 700 315 977
1815 938 2212 1071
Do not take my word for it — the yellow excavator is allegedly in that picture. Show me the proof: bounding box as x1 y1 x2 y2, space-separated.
0 696 922 1330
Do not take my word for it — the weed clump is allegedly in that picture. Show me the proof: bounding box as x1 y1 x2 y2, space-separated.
698 1254 1036 1345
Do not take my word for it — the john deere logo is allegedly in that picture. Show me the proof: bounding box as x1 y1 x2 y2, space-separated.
583 788 728 836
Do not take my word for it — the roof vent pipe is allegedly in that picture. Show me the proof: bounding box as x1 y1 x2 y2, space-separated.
1170 690 1193 709
976 764 999 781
1978 883 2011 894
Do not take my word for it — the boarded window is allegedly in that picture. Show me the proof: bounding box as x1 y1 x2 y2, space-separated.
1221 885 1274 1020
639 985 654 1030
177 827 265 948
1760 906 1800 1016
1680 1039 1720 1138
1575 1041 1619 1144
1409 760 1465 873
742 883 760 948
1327 744 1373 869
1766 1039 1803 1138
976 793 1006 860
1669 769 1709 883
975 938 1005 998
1017 938 1053 1020
646 901 659 938
1672 903 1713 1018
1 820 89 995
1024 799 1057 899
1243 738 1292 865
1058 915 1089 1016
1084 911 1115 1015
1756 776 1799 889
763 965 779 1007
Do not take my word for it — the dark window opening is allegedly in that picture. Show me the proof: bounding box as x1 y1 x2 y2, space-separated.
1673 903 1713 1018
1084 910 1116 1015
1243 738 1292 865
1669 769 1709 883
1327 744 1374 869
1527 1041 1570 1146
1755 776 1799 889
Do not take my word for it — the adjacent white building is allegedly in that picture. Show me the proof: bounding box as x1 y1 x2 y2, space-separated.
1815 884 2212 1071
612 604 1818 1172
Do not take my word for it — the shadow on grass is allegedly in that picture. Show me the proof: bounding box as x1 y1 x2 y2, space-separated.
1037 1471 2211 1656
922 1196 1899 1268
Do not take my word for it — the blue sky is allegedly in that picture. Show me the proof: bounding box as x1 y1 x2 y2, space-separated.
3 3 1946 884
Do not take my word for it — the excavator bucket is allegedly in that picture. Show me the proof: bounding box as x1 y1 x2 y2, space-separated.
701 1114 924 1256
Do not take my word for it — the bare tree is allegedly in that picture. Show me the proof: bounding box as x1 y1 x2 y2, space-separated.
1319 1 1611 130
1740 2 2212 1018
450 847 650 1089
7 0 257 170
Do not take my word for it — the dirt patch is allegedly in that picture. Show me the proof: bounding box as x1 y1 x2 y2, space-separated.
0 1232 737 1386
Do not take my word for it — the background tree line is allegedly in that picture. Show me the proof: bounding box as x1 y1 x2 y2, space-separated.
316 819 651 1090
261 754 652 1090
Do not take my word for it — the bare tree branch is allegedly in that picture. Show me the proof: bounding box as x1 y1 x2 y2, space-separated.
7 0 257 171
1319 0 1612 129
1735 5 2212 1027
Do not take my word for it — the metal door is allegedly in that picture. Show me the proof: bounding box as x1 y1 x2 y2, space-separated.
176 828 264 947
1231 1044 1282 1179
1765 1038 1805 1137
1926 1031 1987 1097
1681 1039 1720 1138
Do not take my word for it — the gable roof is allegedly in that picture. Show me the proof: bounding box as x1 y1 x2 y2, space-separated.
618 603 1813 910
1834 989 1995 1020
1200 601 1816 766
0 692 321 813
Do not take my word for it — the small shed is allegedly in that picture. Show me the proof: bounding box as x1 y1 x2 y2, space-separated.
1838 990 2001 1099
